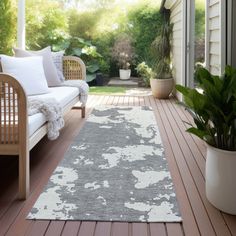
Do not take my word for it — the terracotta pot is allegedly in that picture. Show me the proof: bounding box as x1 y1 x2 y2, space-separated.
150 78 174 99
206 144 236 215
119 69 131 80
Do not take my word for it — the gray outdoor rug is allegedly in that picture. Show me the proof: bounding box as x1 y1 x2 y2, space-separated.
28 106 182 222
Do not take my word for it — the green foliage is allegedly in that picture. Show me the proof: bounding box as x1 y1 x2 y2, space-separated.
68 9 103 39
136 62 153 87
24 0 163 77
37 9 68 48
67 8 117 74
67 1 161 75
53 37 103 82
151 8 173 79
176 66 236 151
127 4 162 63
89 86 127 95
195 0 205 63
0 0 16 54
26 0 68 49
195 0 205 40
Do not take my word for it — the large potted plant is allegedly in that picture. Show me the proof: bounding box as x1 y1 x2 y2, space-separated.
150 7 174 99
176 66 236 214
112 34 135 80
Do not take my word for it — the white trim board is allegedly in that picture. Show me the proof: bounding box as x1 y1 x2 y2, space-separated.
220 0 226 73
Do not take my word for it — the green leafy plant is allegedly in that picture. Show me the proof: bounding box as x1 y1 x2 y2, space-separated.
176 66 236 151
136 62 153 87
127 4 162 64
53 37 103 82
0 0 16 54
26 0 68 50
151 8 173 79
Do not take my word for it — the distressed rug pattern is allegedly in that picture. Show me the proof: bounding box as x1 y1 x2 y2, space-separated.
28 106 182 222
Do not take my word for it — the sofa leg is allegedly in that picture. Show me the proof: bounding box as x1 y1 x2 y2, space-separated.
18 150 30 200
72 106 86 118
81 106 85 118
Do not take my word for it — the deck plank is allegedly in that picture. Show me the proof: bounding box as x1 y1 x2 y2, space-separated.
94 222 112 236
150 97 200 236
78 221 96 236
112 222 129 236
132 223 148 236
25 220 50 236
166 223 184 236
150 223 167 236
157 98 217 236
44 221 66 236
61 221 81 236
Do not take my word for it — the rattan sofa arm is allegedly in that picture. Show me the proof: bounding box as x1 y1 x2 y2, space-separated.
0 73 28 146
63 56 86 81
0 73 29 199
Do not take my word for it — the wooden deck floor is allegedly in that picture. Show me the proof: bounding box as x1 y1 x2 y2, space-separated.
0 95 236 236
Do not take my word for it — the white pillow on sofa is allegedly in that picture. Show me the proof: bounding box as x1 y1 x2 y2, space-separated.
13 46 62 87
0 55 49 96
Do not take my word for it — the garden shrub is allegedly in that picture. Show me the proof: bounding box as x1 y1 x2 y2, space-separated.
195 0 205 63
0 0 16 54
26 0 68 49
8 0 167 77
66 2 162 76
127 4 162 64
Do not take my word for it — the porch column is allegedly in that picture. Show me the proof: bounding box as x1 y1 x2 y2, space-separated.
17 0 25 49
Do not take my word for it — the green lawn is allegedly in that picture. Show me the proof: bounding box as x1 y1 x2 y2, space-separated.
89 86 128 95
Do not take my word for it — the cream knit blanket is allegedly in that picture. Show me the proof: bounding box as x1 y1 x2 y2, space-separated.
60 80 89 106
28 98 64 140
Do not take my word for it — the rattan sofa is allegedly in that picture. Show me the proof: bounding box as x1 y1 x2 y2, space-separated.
0 56 86 200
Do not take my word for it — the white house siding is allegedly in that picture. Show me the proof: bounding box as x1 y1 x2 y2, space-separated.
206 0 225 75
165 0 185 100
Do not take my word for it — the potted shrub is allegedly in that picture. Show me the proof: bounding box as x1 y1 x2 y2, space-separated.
136 61 153 87
151 7 174 98
112 34 135 80
176 66 236 214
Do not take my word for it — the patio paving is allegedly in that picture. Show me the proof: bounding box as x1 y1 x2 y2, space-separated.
107 77 139 87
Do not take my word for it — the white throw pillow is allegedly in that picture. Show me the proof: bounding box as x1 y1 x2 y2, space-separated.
51 51 65 82
13 46 62 87
0 55 50 95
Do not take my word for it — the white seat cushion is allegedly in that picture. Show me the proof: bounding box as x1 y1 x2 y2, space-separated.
28 86 79 137
29 86 79 107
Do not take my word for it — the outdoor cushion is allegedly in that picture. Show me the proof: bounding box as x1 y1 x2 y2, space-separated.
0 55 49 96
29 86 79 108
28 86 79 137
52 51 65 82
13 46 62 87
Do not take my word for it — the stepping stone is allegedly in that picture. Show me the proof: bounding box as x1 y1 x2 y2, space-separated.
108 77 139 87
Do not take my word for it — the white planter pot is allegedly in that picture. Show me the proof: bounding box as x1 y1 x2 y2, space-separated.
119 69 131 80
206 144 236 214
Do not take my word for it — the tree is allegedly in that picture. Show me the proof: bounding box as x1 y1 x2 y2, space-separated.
0 0 16 54
26 0 68 49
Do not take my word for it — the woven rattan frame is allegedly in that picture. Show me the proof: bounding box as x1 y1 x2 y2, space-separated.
63 56 86 81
